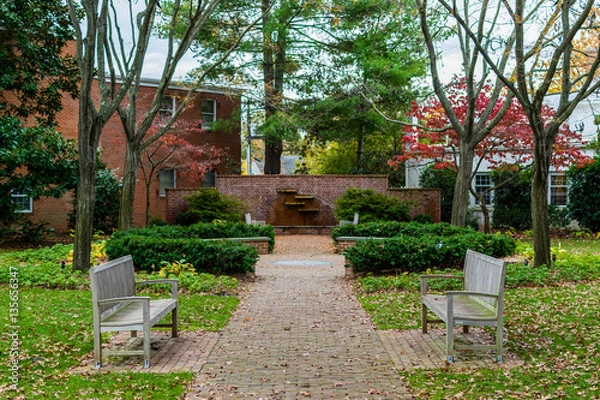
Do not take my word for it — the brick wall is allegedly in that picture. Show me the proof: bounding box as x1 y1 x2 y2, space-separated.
30 192 75 233
166 175 441 227
217 175 390 226
387 188 442 222
165 187 200 224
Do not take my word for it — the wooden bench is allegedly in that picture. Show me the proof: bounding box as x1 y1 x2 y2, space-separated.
421 249 507 363
90 255 178 368
339 213 359 226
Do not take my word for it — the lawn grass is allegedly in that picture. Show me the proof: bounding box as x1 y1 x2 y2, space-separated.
0 286 237 398
405 283 600 399
0 242 242 399
355 237 600 399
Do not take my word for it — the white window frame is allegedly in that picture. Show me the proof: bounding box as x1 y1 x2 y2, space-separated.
201 99 217 129
549 173 568 207
12 190 33 213
159 96 176 119
473 173 493 206
158 169 176 196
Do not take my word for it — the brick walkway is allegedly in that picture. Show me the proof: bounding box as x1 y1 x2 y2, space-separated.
72 235 519 398
186 251 413 399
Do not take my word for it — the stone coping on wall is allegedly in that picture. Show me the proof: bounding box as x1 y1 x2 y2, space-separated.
335 236 387 277
274 226 334 235
218 174 389 178
335 236 385 253
203 237 272 254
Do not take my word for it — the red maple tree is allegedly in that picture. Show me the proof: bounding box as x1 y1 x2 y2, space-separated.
140 113 224 224
390 78 591 231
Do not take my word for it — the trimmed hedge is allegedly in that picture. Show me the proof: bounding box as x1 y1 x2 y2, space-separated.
112 222 276 252
340 222 516 274
106 236 258 274
332 221 468 240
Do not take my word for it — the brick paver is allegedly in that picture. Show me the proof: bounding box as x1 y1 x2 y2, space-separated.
186 252 413 399
72 330 219 373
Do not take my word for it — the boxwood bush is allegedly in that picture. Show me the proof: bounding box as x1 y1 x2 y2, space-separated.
334 188 410 223
341 222 516 274
176 189 248 225
111 222 276 252
332 221 469 240
106 236 258 274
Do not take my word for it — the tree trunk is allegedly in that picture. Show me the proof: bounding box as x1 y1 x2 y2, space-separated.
73 123 101 272
264 139 283 174
480 198 491 233
119 142 141 230
531 135 553 267
261 0 286 175
451 144 475 227
356 129 365 174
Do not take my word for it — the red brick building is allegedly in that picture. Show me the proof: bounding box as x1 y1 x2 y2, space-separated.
26 79 242 232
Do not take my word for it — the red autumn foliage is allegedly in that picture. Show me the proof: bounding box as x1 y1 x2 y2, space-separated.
389 78 592 171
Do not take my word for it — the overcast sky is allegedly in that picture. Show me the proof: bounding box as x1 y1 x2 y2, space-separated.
111 0 196 80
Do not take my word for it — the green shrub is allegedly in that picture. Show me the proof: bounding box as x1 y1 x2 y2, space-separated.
344 235 445 273
106 236 258 274
69 153 122 233
332 221 470 241
420 165 456 223
334 187 410 223
112 222 275 252
179 189 248 224
491 168 532 230
548 205 572 230
342 224 516 274
18 220 53 245
567 157 600 232
413 214 432 224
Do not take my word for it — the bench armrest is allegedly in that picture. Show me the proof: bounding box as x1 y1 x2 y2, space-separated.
420 275 463 294
136 279 178 299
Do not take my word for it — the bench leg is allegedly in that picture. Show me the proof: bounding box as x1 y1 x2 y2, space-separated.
421 303 428 334
463 325 469 334
93 330 102 369
446 319 454 363
496 324 504 363
172 308 178 338
131 330 137 338
143 319 151 368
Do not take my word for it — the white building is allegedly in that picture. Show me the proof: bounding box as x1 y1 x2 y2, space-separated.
404 95 598 219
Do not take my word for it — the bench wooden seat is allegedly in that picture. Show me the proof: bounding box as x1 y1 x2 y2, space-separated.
421 249 507 363
90 255 178 368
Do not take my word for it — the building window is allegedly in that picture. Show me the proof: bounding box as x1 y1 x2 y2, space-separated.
158 169 176 196
550 174 568 206
202 170 216 188
159 96 176 119
201 99 216 129
12 190 33 213
473 173 493 206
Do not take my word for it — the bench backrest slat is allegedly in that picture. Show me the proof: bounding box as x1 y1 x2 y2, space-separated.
89 255 136 315
464 249 507 309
